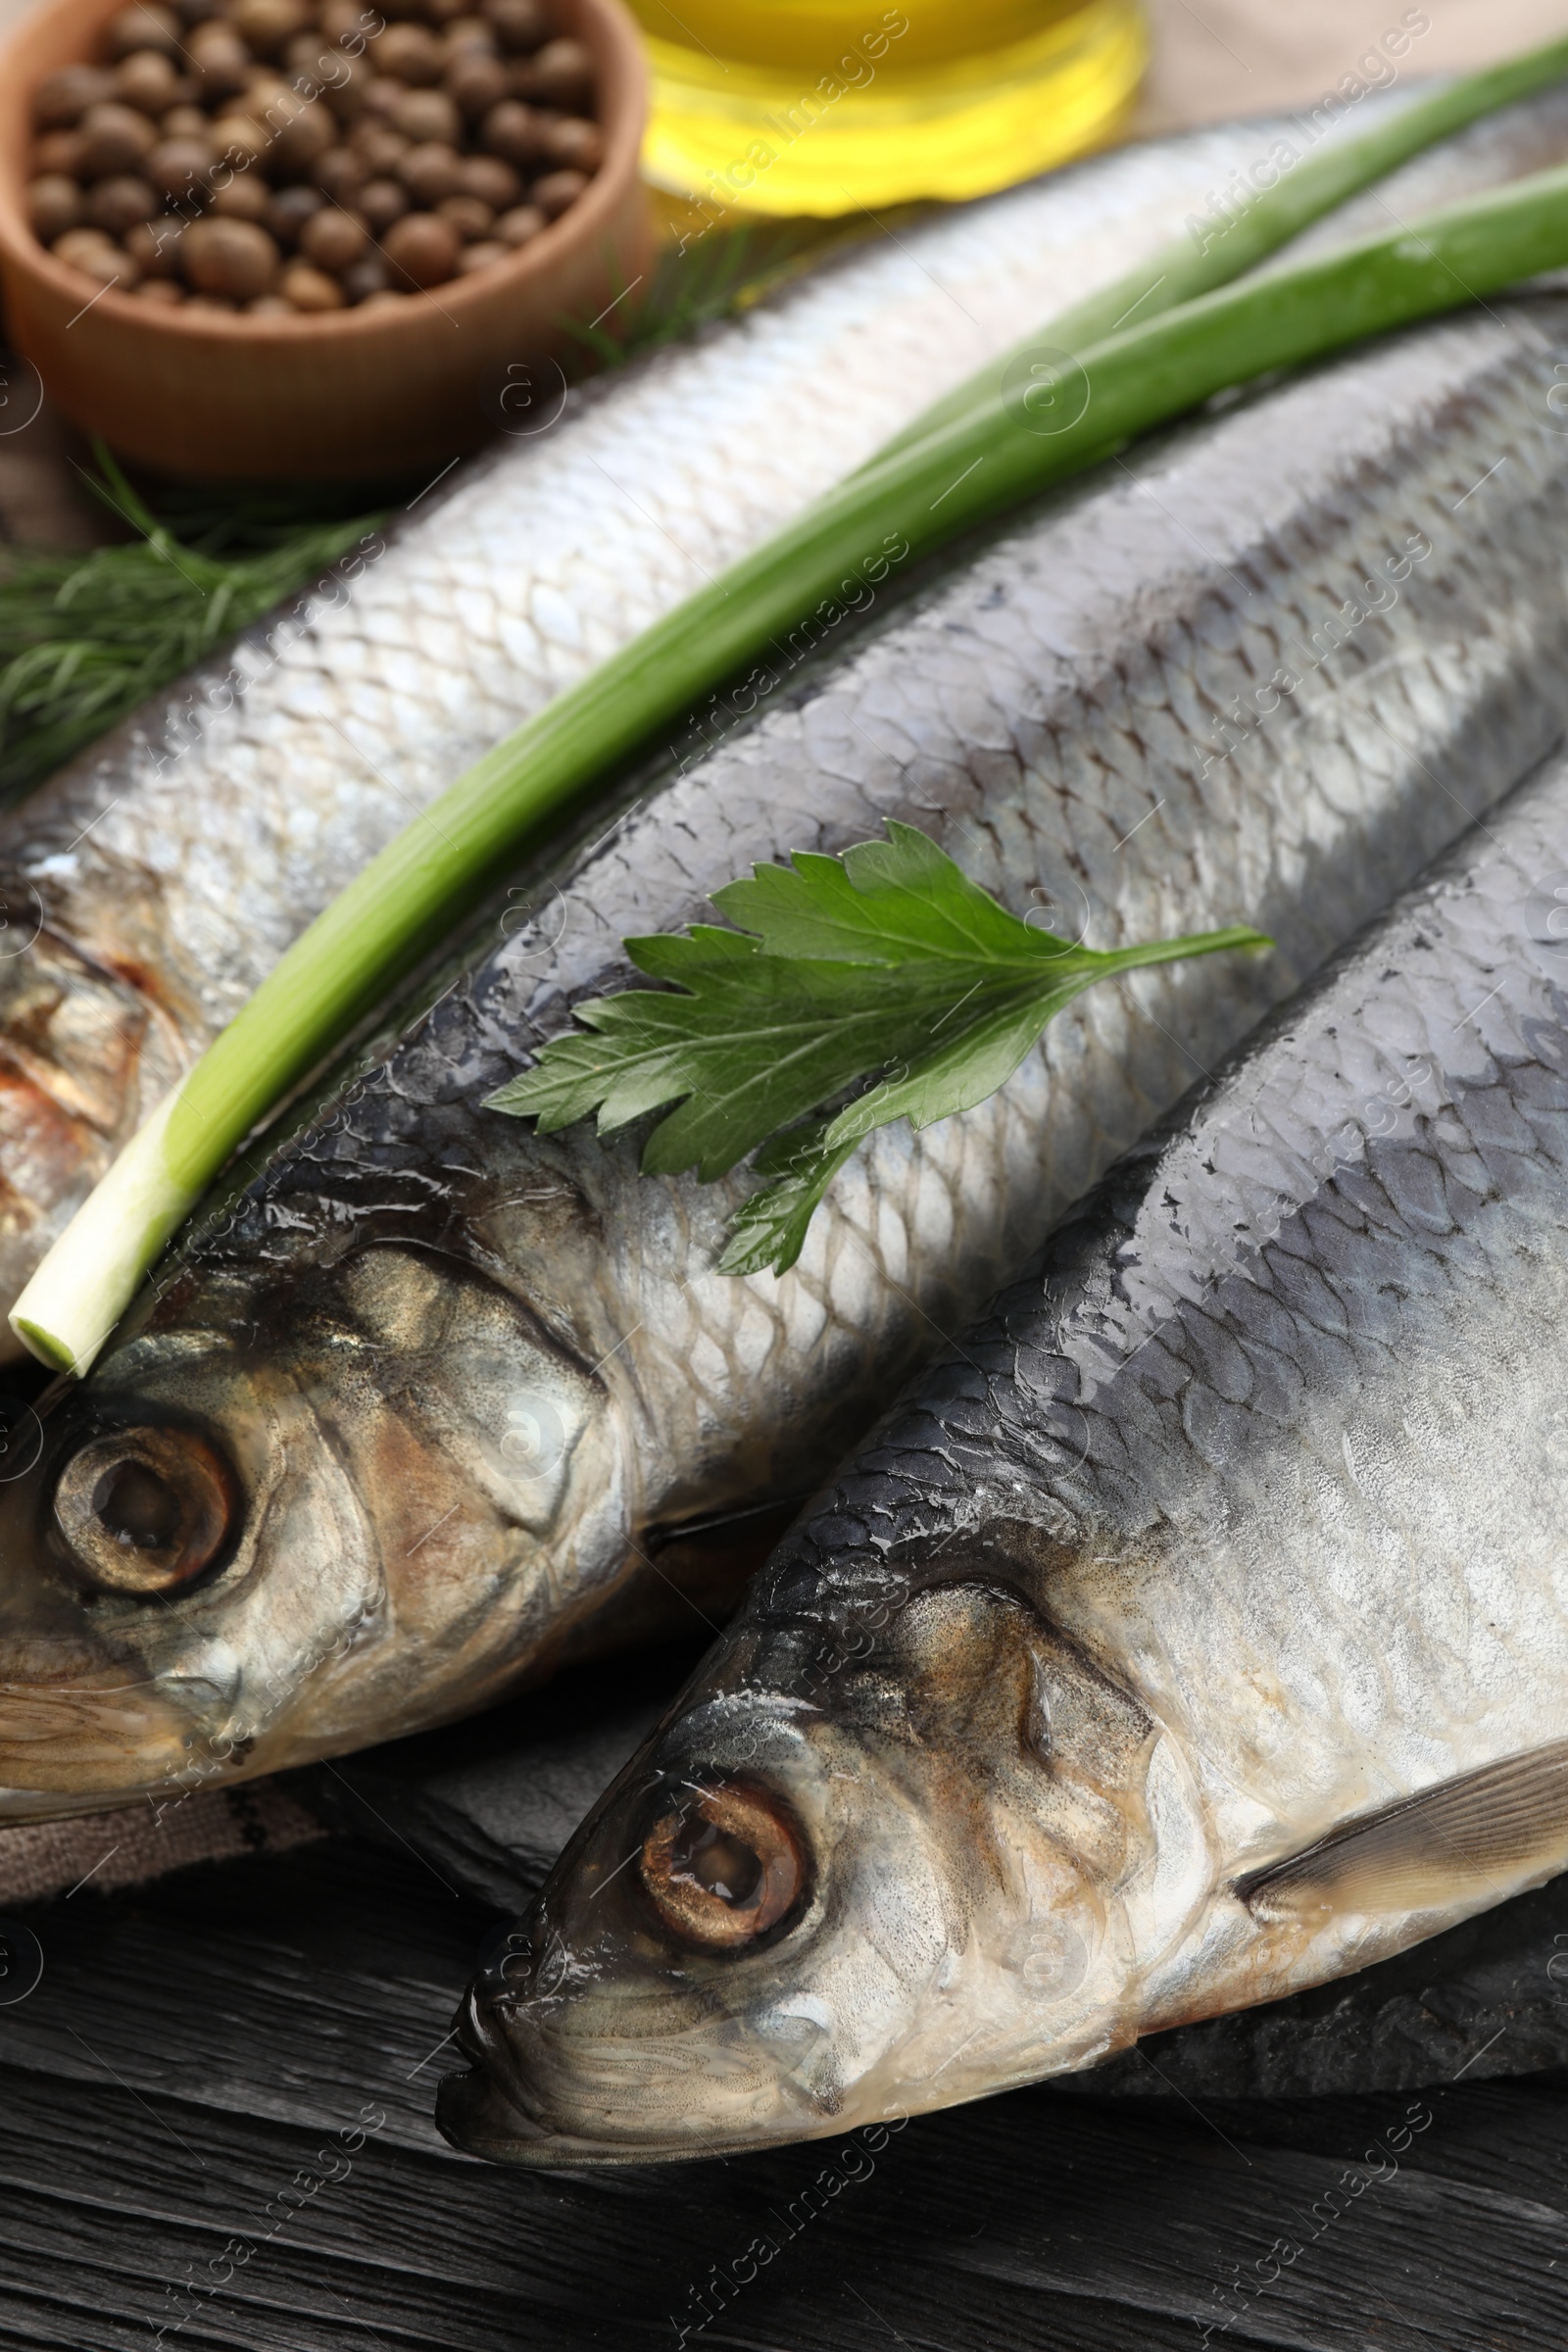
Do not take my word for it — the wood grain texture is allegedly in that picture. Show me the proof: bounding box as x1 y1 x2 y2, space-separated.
0 1836 1563 2350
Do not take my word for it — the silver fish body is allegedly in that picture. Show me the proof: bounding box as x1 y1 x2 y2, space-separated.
441 743 1568 2173
0 105 1434 1354
6 282 1568 1816
2 89 1567 1346
439 735 1568 2167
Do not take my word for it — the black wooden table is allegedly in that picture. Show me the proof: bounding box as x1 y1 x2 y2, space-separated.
0 1832 1562 2350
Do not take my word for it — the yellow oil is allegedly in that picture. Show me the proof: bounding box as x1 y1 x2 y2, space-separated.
631 0 1147 221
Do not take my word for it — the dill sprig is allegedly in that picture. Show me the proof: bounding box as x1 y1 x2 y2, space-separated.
0 449 385 804
0 224 827 807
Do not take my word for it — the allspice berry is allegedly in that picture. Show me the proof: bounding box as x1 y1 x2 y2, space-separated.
530 167 585 218
280 260 345 309
134 276 186 304
104 3 180 58
357 175 408 231
314 145 366 203
494 199 544 246
398 139 465 205
35 129 88 177
183 214 281 298
32 66 116 129
77 101 158 178
268 181 324 241
114 50 183 114
341 250 391 301
445 53 508 119
459 152 519 209
371 24 445 83
436 191 491 241
382 208 460 286
456 236 507 273
25 173 83 244
147 135 216 200
85 173 158 237
484 0 550 54
517 36 592 105
161 104 211 137
125 217 184 274
299 203 368 269
210 170 272 220
189 25 253 101
479 98 546 168
231 0 309 56
542 115 601 172
393 87 461 144
54 226 139 286
271 102 336 175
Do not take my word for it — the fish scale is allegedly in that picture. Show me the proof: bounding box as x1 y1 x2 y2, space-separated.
5 91 1568 1348
8 282 1568 1821
439 739 1568 2168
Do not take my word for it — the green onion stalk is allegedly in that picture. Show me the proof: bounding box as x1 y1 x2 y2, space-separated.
16 144 1568 1373
877 31 1568 460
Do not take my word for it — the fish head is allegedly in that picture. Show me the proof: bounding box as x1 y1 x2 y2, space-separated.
440 1560 1190 2163
0 1218 631 1809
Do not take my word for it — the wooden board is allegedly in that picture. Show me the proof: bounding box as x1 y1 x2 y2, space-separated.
0 1832 1564 2349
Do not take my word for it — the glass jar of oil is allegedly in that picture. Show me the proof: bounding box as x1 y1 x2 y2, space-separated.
631 0 1147 220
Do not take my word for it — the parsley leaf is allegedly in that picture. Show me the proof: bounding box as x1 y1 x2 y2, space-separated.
485 821 1270 1275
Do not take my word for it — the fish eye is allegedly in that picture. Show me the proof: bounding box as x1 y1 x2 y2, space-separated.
638 1780 805 1951
51 1426 239 1597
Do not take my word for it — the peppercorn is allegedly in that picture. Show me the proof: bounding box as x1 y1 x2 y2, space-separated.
382 209 460 286
398 139 465 205
300 203 368 269
184 215 281 298
85 173 158 236
77 102 157 178
32 66 116 129
494 199 544 246
530 167 585 218
480 98 547 168
25 174 83 245
280 260 345 309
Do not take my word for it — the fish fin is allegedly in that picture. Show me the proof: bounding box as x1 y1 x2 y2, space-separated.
1234 1739 1568 1924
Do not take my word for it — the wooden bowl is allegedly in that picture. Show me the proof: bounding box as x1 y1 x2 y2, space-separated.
0 0 652 480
